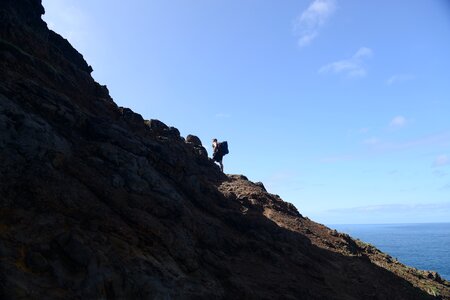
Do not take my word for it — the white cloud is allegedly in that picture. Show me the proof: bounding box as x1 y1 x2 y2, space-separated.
319 47 373 78
353 47 373 59
389 115 407 128
433 154 449 167
293 0 336 47
386 74 415 86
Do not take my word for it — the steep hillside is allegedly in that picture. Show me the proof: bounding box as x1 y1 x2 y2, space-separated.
0 0 449 299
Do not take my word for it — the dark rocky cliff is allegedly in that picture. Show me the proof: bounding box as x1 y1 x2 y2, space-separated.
1 0 449 299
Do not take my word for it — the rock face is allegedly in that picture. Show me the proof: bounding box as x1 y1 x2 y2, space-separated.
0 1 449 299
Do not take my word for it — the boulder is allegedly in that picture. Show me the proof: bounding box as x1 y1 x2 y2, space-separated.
254 182 266 192
145 119 168 131
186 134 202 146
119 107 144 124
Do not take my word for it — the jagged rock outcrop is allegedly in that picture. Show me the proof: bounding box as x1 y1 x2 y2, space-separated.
0 1 449 299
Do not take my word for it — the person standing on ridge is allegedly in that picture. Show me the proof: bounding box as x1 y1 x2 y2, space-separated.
212 138 229 172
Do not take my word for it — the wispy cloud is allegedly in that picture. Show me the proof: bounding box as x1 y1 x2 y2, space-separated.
323 201 450 224
293 0 336 47
215 113 231 119
389 115 407 128
264 170 304 192
366 131 450 152
386 74 415 86
433 169 448 178
319 47 373 78
359 127 370 134
328 202 450 214
319 154 357 163
433 154 449 167
323 131 450 164
346 127 370 137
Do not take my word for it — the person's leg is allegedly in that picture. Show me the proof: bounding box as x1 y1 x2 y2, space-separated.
220 161 223 172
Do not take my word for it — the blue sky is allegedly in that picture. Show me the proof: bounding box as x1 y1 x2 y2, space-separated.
42 0 450 224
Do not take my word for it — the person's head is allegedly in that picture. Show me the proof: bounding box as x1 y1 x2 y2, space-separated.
212 138 217 143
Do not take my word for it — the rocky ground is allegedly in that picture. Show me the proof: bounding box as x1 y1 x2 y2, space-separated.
221 175 450 299
1 0 449 299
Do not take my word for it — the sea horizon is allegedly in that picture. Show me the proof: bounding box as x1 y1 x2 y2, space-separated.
329 222 450 281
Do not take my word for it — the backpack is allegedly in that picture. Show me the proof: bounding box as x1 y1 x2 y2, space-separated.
219 141 229 156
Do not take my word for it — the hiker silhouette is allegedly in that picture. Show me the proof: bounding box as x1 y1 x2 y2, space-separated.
212 138 228 172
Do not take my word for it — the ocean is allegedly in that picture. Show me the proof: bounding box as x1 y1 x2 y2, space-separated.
329 223 450 281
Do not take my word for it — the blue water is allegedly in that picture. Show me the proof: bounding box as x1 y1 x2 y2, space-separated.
329 223 450 281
